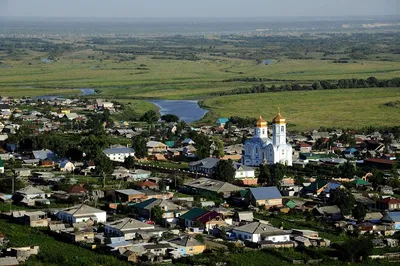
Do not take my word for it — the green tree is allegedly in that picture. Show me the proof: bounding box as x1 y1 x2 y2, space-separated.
140 110 159 123
257 164 271 185
132 135 148 159
270 163 285 187
123 156 135 169
339 161 356 178
160 114 179 123
329 188 355 216
193 133 210 160
151 206 164 222
212 159 235 183
352 203 366 222
94 153 114 175
212 137 225 158
338 237 373 263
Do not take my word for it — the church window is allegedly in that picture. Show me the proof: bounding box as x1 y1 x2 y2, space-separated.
262 129 265 135
282 149 285 156
281 126 284 132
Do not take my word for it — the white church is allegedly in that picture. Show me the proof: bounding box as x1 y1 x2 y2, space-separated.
241 112 292 166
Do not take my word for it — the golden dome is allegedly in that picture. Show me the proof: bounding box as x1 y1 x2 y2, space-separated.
256 116 267 128
273 112 286 124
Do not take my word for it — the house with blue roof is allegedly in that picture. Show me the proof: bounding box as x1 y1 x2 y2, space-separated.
216 118 229 127
302 180 342 197
381 211 400 230
59 160 75 172
33 149 56 160
245 186 282 207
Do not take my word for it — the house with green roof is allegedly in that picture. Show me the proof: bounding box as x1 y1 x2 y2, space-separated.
284 199 296 209
350 178 371 187
179 208 206 227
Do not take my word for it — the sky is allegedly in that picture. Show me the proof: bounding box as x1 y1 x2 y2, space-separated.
0 0 399 18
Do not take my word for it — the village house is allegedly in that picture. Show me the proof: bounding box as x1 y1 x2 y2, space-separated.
189 157 255 184
232 211 254 224
13 186 46 206
232 222 291 245
59 160 75 172
132 198 181 223
244 187 283 208
103 147 135 162
377 198 400 211
169 236 206 257
146 141 168 155
60 227 95 243
183 177 241 197
105 218 155 240
56 204 107 224
115 189 145 203
23 211 48 227
179 208 225 231
381 212 400 231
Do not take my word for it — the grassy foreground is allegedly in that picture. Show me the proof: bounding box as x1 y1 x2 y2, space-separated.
200 87 400 131
0 218 129 266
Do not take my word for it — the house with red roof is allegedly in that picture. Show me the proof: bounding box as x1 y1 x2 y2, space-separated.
377 198 400 211
179 208 225 232
135 180 159 190
67 185 88 197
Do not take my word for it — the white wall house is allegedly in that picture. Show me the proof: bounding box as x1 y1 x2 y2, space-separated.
56 204 107 224
103 147 135 162
234 165 255 179
15 186 46 200
104 218 154 240
232 222 290 243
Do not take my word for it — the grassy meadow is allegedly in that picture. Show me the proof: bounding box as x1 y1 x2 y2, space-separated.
200 87 400 131
2 51 400 99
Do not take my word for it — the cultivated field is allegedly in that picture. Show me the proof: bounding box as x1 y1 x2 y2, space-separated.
201 87 400 131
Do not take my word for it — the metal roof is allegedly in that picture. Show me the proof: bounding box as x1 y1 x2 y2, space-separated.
103 147 134 154
249 187 282 201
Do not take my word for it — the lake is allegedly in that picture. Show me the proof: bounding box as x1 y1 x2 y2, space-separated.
80 88 96 96
149 100 208 123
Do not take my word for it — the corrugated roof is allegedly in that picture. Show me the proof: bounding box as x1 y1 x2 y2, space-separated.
249 187 282 201
103 147 134 155
179 208 206 221
382 212 400 223
105 218 154 231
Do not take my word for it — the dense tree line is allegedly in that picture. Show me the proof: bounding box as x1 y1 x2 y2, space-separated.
214 77 400 96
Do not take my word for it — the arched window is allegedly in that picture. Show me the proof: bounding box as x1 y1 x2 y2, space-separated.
281 126 284 132
282 149 285 156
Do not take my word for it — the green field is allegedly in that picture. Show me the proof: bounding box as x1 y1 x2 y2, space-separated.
1 32 400 129
2 53 400 99
201 87 400 131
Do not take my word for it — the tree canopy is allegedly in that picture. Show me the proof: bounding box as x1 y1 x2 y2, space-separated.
213 159 236 183
140 110 159 123
160 114 180 123
329 188 355 216
132 135 148 159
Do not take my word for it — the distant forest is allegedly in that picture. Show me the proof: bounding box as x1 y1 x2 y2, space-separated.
214 77 400 96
